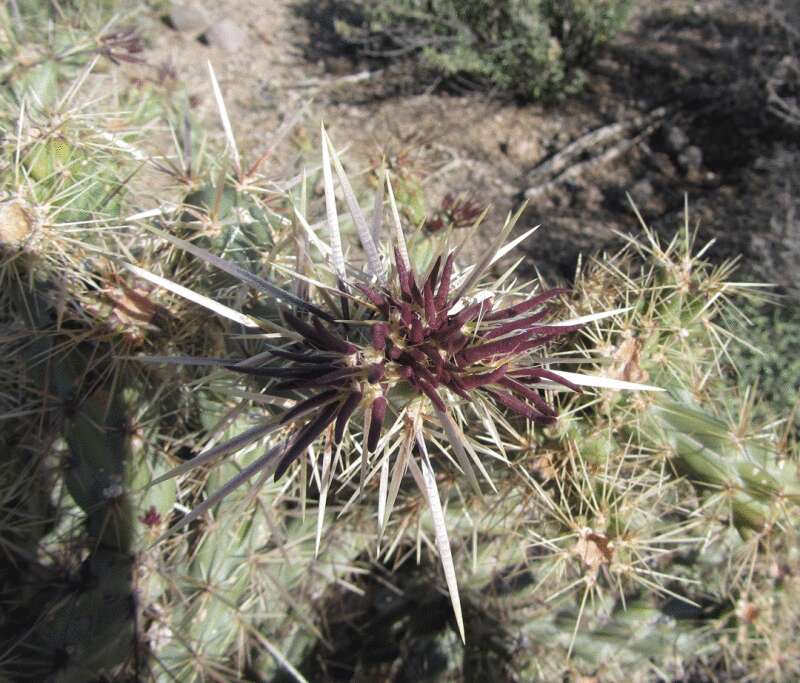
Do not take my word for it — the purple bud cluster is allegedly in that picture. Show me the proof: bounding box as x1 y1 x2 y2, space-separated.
234 250 580 480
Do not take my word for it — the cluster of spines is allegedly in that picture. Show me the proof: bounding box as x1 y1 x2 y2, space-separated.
224 246 582 483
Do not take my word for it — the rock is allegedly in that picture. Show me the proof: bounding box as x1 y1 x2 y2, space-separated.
325 56 353 76
168 4 209 33
664 125 689 153
753 156 771 172
576 182 604 208
508 137 541 164
555 130 572 146
204 19 247 52
650 152 676 177
678 145 703 175
630 178 654 204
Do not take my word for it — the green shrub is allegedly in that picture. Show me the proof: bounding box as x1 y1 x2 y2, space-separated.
725 298 800 437
338 0 632 99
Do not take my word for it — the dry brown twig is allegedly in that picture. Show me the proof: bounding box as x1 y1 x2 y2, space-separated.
524 106 671 200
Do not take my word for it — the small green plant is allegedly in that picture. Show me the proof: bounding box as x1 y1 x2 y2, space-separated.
723 298 800 439
335 0 632 99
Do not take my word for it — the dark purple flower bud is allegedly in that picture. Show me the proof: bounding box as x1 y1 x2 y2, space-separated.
522 323 584 337
435 251 456 311
425 216 445 233
372 322 388 351
367 363 386 384
399 302 414 327
335 390 362 444
410 277 424 307
423 281 438 327
274 401 340 479
456 335 529 366
397 365 414 381
436 322 465 346
459 365 508 389
509 367 582 392
395 247 413 299
139 506 162 527
356 283 388 312
410 316 424 344
265 346 336 363
483 288 570 322
445 375 471 400
499 377 555 417
280 389 340 424
483 309 550 340
226 364 330 379
503 325 584 357
487 388 551 423
437 300 493 342
283 310 324 343
418 378 446 411
367 396 387 452
284 311 351 353
420 343 445 373
452 299 493 328
278 366 363 390
410 360 439 387
425 255 442 293
403 347 427 364
312 317 358 354
443 332 469 354
448 196 484 229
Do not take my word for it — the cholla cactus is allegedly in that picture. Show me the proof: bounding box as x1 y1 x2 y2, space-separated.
128 73 659 639
20 11 800 677
450 203 800 681
291 201 797 681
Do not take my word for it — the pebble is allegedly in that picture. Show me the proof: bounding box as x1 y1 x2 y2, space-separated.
630 178 654 204
204 19 247 52
650 152 676 177
664 125 689 153
325 56 353 76
578 183 605 208
678 145 703 175
555 130 572 146
168 4 210 33
753 156 771 172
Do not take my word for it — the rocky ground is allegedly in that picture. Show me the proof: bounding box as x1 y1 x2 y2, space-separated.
124 0 799 295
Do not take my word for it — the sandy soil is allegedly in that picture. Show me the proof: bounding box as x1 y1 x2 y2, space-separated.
125 0 797 291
